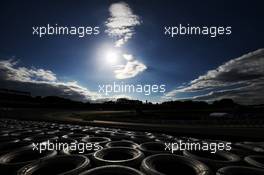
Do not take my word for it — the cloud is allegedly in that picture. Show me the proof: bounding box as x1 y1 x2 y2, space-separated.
105 2 141 47
114 54 147 79
0 60 57 82
104 2 146 79
0 59 103 101
165 49 264 104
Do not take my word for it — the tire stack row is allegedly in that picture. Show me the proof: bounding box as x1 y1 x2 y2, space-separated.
0 118 264 175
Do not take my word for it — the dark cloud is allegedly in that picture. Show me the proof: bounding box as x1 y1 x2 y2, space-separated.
165 49 264 104
0 59 101 101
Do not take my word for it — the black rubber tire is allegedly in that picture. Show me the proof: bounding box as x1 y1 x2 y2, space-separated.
152 133 174 142
95 130 114 137
133 131 152 136
141 154 212 175
139 142 168 156
244 155 264 169
242 141 264 148
82 129 97 136
105 140 139 149
54 131 74 137
93 147 144 168
82 137 111 147
227 148 253 158
51 138 78 144
0 135 19 142
62 143 99 160
216 166 264 175
45 129 60 135
0 140 32 157
17 155 90 175
0 129 13 135
0 138 20 149
50 138 78 155
10 130 36 139
110 133 131 141
63 133 88 138
183 150 241 170
115 130 134 136
0 146 57 175
23 135 58 143
130 135 155 144
62 133 88 142
235 143 264 154
79 165 145 175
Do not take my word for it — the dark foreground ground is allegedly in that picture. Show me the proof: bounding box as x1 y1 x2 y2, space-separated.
1 108 264 174
1 108 264 140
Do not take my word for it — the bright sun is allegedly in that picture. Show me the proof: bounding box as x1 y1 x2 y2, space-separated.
106 50 118 64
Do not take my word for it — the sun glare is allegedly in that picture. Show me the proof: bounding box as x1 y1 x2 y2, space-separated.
106 50 118 64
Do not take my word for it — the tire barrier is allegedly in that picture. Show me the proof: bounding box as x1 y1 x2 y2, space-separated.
139 142 168 156
140 154 212 175
1 118 264 175
183 150 241 171
79 165 145 175
106 140 139 149
93 147 144 168
244 155 264 169
216 166 264 175
17 155 90 175
0 146 57 175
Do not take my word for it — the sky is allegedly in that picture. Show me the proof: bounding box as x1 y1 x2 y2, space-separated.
0 0 264 104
